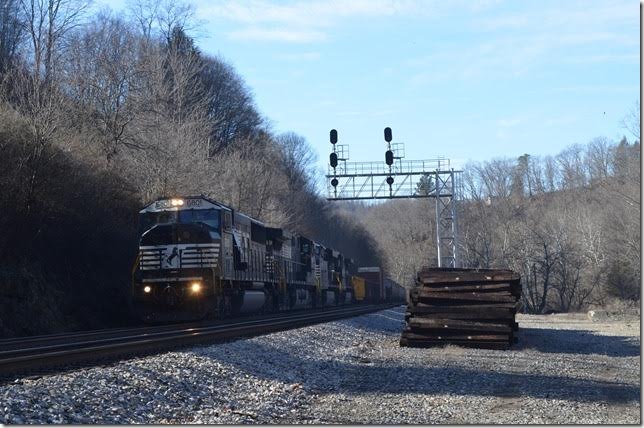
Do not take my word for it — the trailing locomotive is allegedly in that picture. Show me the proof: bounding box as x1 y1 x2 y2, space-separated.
131 195 377 322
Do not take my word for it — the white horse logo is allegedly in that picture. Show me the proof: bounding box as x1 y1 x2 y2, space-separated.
163 247 180 269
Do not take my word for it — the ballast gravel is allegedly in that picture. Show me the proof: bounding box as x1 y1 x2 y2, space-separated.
1 307 640 424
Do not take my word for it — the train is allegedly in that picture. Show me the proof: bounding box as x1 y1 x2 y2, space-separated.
130 195 406 322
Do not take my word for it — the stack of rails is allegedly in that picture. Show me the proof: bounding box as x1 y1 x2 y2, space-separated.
400 267 521 350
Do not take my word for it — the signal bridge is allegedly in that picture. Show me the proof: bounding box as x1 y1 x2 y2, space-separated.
325 128 463 268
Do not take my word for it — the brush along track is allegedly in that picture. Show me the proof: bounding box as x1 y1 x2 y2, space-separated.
400 268 522 349
0 304 394 378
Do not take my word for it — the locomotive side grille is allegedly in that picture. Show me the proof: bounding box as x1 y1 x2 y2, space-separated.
139 248 164 270
265 255 274 274
181 244 219 268
139 243 220 270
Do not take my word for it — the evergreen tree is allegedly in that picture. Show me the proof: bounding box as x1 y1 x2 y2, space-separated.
415 174 434 196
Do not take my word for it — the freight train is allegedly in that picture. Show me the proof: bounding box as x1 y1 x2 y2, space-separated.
131 196 405 321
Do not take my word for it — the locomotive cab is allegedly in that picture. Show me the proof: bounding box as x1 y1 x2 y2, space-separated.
132 197 226 322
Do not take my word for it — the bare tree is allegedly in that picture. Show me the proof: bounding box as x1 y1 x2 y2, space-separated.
556 144 587 189
127 0 194 41
200 55 262 153
20 0 88 86
512 221 558 314
65 12 142 161
6 0 88 217
0 0 22 76
474 158 514 199
208 138 291 226
585 137 612 182
622 100 640 141
275 131 316 189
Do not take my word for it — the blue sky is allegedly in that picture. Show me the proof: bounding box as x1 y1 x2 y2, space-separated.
99 0 640 177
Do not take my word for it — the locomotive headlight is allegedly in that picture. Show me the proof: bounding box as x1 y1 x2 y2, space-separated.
171 198 184 206
143 285 152 293
190 282 202 293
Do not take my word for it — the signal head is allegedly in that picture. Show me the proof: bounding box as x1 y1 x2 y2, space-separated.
330 129 338 144
385 150 394 166
330 152 338 168
384 127 392 143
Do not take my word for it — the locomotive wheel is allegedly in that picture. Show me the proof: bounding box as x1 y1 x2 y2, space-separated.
263 290 274 314
230 290 244 316
217 296 232 317
311 288 318 308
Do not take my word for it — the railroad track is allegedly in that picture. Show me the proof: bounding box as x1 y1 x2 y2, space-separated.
0 303 396 379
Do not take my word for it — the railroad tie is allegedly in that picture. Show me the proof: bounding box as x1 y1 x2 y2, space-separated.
400 267 522 350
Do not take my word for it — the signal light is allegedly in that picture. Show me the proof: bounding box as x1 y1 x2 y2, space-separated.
386 176 394 185
331 178 339 187
384 127 392 143
330 129 338 144
330 152 338 168
385 150 394 165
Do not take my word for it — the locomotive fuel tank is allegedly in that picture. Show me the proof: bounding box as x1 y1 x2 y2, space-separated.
238 290 266 313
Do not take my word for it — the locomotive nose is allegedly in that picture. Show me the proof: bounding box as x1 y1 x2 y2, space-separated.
164 286 179 306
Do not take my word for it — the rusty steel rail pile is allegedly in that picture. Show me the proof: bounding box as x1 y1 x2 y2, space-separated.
400 268 522 350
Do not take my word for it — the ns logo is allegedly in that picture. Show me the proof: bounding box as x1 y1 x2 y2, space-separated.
163 247 180 269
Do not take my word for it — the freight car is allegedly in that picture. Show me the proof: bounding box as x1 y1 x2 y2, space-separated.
352 271 407 305
385 278 408 304
357 266 383 302
131 195 390 322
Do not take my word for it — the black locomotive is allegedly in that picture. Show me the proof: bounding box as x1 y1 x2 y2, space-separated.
131 196 405 322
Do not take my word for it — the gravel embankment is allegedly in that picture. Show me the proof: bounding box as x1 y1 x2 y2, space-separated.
1 307 640 424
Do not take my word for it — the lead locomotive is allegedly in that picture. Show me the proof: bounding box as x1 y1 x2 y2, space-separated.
131 196 357 321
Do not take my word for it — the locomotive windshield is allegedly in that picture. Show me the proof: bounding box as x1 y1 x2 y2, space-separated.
138 209 220 236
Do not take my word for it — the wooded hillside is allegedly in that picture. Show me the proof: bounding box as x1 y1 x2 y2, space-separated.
356 132 640 313
0 0 381 337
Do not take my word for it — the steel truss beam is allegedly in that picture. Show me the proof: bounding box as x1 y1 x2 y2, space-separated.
325 159 462 268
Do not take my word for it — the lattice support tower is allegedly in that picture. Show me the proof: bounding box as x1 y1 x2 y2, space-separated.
434 170 460 268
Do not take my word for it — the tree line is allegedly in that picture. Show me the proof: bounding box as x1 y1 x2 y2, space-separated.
356 127 640 314
0 0 380 337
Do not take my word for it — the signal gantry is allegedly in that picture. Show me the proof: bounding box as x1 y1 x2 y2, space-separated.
326 127 463 268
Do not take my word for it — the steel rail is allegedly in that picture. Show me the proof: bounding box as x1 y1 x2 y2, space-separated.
0 304 397 377
1 305 380 356
0 304 363 351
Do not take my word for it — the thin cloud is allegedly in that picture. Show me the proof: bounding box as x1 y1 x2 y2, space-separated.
477 1 634 32
495 117 523 140
228 27 326 43
543 115 579 127
199 0 428 26
405 15 637 86
497 118 522 128
194 0 498 43
549 84 639 94
277 51 322 61
562 53 639 65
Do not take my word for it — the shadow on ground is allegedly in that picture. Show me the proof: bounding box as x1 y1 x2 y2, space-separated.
189 333 640 404
517 327 640 357
337 307 640 358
